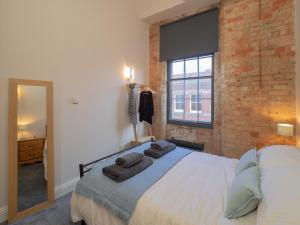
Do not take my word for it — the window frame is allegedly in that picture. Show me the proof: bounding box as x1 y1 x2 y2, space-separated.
167 54 214 129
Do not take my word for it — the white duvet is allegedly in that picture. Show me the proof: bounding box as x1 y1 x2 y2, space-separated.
71 152 257 225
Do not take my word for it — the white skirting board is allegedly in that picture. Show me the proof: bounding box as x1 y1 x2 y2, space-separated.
0 206 8 224
0 177 80 223
54 177 80 199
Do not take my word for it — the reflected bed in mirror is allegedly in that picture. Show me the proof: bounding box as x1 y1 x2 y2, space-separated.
8 79 54 224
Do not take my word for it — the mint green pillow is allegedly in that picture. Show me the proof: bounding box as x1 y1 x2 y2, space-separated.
236 148 257 175
225 166 262 219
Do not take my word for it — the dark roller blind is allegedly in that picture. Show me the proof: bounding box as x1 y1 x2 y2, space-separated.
160 8 219 61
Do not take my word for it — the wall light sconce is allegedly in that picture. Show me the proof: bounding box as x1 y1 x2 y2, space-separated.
124 66 135 83
277 123 294 137
277 123 294 145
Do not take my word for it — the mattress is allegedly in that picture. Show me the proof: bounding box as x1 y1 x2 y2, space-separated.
71 152 257 225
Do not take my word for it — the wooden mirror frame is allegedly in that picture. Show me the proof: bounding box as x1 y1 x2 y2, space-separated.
8 79 54 224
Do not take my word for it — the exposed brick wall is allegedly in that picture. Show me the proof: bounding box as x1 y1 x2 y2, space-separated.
149 0 296 158
220 0 296 157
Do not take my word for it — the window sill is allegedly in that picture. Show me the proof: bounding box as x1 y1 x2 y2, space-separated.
167 120 213 129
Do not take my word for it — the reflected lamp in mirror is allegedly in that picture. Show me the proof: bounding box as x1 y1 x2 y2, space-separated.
18 124 28 140
124 66 134 83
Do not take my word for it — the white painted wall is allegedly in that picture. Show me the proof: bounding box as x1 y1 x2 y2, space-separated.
0 0 149 212
137 0 184 19
137 0 220 24
296 0 300 146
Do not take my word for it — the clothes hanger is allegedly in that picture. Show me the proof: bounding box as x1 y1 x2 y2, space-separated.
134 83 156 94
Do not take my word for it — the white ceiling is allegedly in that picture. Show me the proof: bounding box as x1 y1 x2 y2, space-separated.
137 0 220 24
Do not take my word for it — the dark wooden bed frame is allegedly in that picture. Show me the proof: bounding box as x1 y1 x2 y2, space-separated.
77 138 203 225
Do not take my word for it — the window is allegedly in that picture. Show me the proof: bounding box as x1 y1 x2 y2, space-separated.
167 55 213 128
174 95 184 112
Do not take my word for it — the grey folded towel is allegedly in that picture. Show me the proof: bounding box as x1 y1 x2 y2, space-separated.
144 143 176 159
151 140 172 150
115 152 144 168
103 156 153 182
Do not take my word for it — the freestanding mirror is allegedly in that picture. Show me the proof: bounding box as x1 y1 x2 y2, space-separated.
8 79 54 224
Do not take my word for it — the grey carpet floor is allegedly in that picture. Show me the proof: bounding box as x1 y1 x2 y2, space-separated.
18 163 47 212
1 193 80 225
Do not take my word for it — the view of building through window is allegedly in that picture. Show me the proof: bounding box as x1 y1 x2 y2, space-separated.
168 55 213 126
190 95 201 113
174 95 184 112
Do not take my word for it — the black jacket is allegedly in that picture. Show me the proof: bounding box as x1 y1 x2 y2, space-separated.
138 91 154 124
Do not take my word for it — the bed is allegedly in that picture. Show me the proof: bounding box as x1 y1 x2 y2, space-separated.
71 143 300 225
71 142 258 225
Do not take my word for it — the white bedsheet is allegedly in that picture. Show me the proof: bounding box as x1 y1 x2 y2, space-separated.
71 152 257 225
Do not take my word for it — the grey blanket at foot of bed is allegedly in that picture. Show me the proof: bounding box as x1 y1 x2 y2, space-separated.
75 142 192 225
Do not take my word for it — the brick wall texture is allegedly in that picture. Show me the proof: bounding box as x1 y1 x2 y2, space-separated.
149 0 296 158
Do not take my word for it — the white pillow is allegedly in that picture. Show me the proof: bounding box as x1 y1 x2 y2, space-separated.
258 145 300 169
257 145 300 225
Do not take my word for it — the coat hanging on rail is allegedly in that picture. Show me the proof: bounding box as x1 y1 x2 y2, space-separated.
138 90 154 124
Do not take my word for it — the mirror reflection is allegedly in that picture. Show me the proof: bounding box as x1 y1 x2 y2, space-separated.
17 85 48 212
